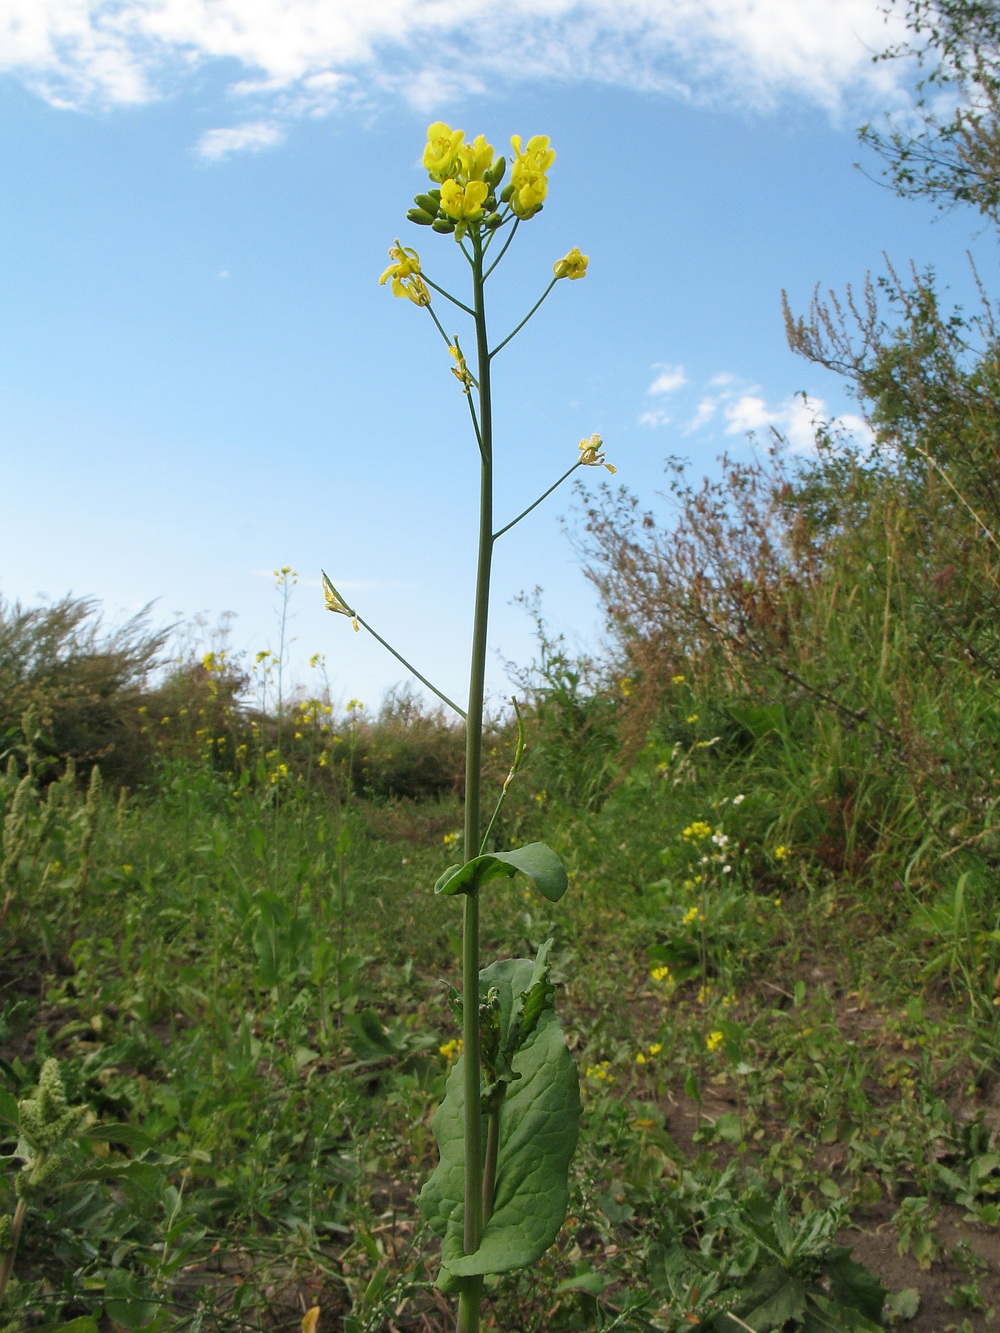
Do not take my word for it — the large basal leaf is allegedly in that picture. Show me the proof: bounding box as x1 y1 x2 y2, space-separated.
434 843 567 902
417 955 580 1282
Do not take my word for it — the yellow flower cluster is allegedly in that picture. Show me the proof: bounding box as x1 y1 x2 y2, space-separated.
682 821 713 841
650 965 673 984
439 1038 463 1062
634 1042 662 1065
706 1030 725 1052
584 1061 614 1083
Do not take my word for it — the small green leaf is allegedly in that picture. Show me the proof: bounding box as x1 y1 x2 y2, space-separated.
884 1287 921 1321
87 1124 155 1151
31 1319 100 1333
554 1270 605 1296
435 843 567 902
104 1269 159 1329
417 955 580 1281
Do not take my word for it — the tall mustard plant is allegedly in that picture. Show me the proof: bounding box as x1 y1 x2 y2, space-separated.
323 123 614 1333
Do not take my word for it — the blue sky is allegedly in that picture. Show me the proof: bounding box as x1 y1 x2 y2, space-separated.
1 0 995 715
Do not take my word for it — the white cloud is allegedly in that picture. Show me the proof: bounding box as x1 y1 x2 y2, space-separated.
647 363 687 396
638 407 672 427
196 121 285 160
0 0 911 127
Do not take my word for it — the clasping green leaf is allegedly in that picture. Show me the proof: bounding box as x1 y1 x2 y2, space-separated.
434 842 567 902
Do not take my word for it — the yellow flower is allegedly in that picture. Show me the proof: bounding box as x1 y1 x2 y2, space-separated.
578 433 616 474
706 1030 725 1052
510 133 555 217
682 905 702 926
671 674 686 685
378 240 431 306
448 343 474 389
584 1061 614 1083
439 1038 464 1061
456 133 496 181
635 1051 647 1064
686 713 699 724
648 1042 662 1056
553 247 588 280
682 821 712 841
322 572 361 632
440 178 489 222
774 845 789 860
423 122 466 181
620 677 632 697
650 965 672 984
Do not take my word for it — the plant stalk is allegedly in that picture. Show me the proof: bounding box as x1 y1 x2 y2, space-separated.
457 228 495 1333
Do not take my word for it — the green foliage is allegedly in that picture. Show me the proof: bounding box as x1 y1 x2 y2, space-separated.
418 950 580 1285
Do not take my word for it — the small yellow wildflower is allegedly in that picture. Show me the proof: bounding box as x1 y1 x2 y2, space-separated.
671 674 686 685
578 433 616 474
423 122 465 181
322 573 360 632
706 1030 725 1052
378 240 431 305
553 247 588 280
650 965 672 984
682 821 712 841
449 342 474 390
648 1042 662 1056
443 831 460 847
774 845 789 860
440 177 489 222
510 133 555 217
635 1051 647 1064
439 1038 463 1061
620 677 632 697
121 864 133 874
686 713 699 724
682 905 703 926
584 1061 614 1083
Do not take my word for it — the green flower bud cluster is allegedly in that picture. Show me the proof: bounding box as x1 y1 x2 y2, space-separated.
407 157 508 235
17 1059 86 1156
0 1216 13 1256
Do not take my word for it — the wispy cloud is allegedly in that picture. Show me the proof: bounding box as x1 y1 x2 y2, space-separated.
639 366 872 452
1 0 909 132
196 121 285 160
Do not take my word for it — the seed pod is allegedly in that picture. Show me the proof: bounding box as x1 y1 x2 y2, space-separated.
407 208 435 226
414 193 439 215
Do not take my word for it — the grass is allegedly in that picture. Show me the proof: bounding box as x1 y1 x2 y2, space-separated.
4 678 1000 1332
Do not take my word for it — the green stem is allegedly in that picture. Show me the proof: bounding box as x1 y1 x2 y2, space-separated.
0 1193 27 1305
482 1090 506 1222
457 226 495 1333
483 215 519 278
422 275 475 316
355 614 466 719
493 461 583 541
490 277 558 358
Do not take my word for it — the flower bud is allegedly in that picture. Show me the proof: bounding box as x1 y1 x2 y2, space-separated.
500 182 515 203
414 193 440 215
432 217 456 233
483 212 503 230
486 156 506 188
407 208 435 226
